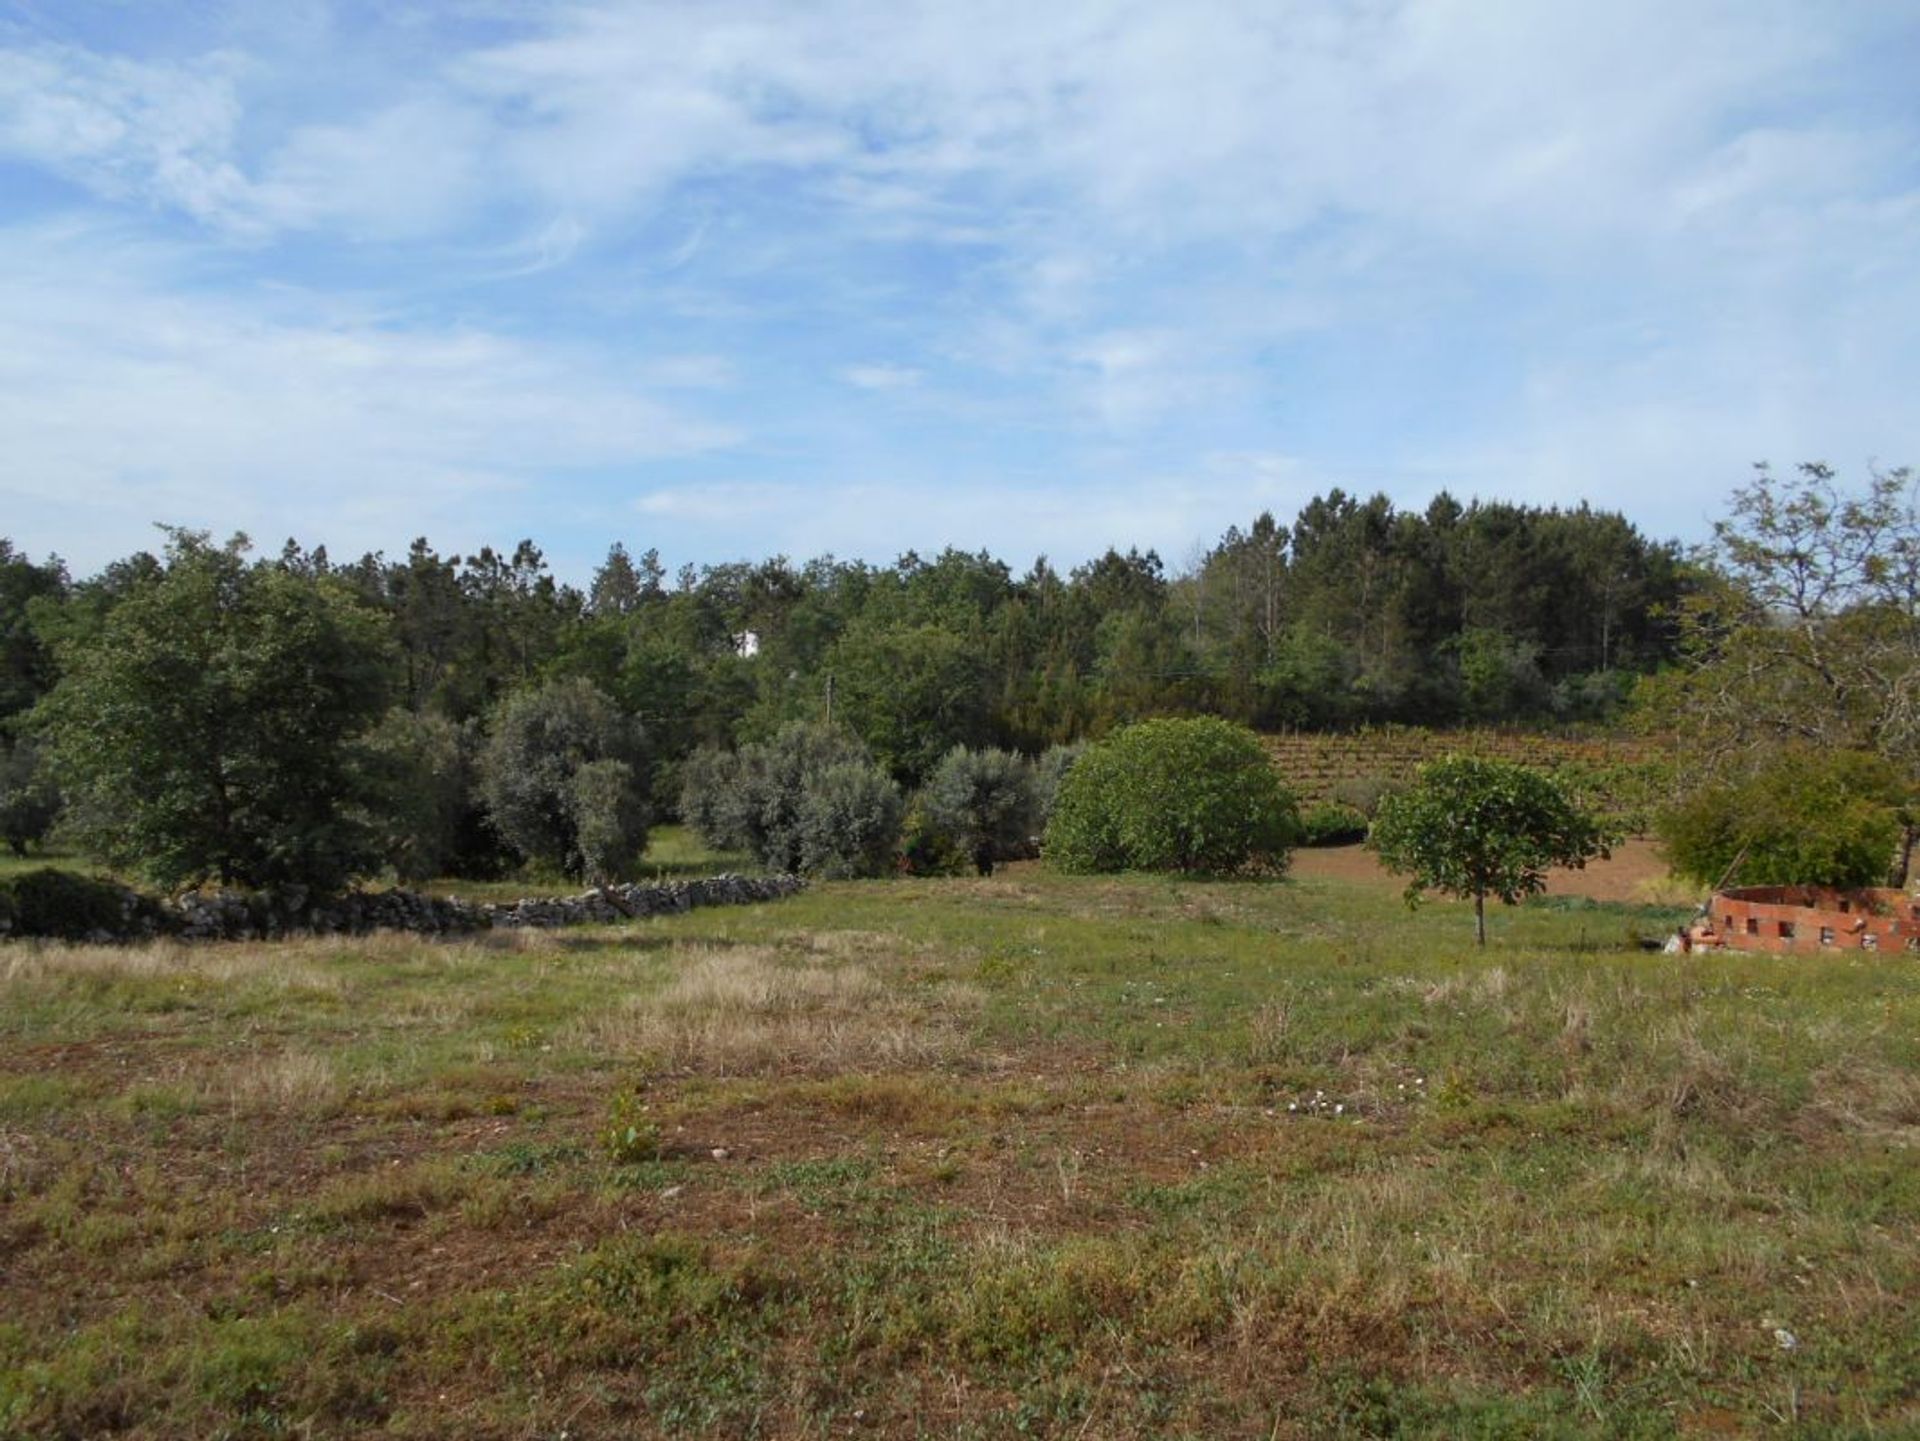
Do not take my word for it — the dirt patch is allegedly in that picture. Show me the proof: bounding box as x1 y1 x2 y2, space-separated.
1291 837 1694 905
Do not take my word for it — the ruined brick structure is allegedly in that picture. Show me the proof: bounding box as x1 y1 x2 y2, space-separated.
1685 885 1920 953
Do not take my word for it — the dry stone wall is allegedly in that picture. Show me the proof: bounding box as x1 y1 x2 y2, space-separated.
0 873 806 944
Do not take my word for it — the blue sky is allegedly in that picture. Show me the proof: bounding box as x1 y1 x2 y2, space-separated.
2 1 1916 582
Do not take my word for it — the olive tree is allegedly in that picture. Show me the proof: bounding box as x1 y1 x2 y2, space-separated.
1370 756 1610 944
480 677 649 881
796 761 905 879
1029 742 1085 831
924 745 1038 875
681 722 901 877
570 758 650 884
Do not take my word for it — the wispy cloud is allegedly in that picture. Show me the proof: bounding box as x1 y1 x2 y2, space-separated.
0 222 735 564
0 41 253 227
0 1 1914 573
840 363 922 391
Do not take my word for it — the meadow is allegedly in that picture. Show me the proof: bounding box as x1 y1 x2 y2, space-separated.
1 857 1915 1438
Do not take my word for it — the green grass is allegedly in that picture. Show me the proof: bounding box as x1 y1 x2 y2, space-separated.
2 825 746 902
1 868 1914 1437
419 823 753 900
0 847 94 883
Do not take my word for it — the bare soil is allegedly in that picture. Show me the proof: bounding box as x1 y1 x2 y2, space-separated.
1291 836 1694 904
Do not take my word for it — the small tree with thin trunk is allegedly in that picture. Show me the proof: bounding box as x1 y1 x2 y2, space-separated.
1370 756 1610 945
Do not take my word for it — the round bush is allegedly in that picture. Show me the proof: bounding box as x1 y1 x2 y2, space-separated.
1043 718 1298 874
1657 746 1905 889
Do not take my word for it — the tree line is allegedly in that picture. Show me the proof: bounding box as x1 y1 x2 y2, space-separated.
0 491 1691 888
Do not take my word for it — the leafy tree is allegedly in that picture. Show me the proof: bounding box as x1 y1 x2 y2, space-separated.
823 621 990 785
1656 746 1908 890
796 762 905 879
0 739 59 857
1045 717 1297 875
356 708 501 884
0 540 68 732
1640 463 1920 778
480 677 649 880
1370 756 1610 944
36 532 394 891
681 722 900 876
1029 742 1085 830
1453 627 1547 720
924 746 1038 875
570 758 649 884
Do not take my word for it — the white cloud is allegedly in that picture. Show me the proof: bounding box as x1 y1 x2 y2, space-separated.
0 42 254 227
0 2 1914 567
0 223 736 568
840 363 922 390
630 449 1329 572
252 97 493 240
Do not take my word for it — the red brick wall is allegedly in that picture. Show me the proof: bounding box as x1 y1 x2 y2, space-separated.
1702 887 1917 954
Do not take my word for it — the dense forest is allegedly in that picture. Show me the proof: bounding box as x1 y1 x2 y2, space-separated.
2 492 1685 799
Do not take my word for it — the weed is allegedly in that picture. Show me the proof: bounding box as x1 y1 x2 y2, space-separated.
602 1084 661 1164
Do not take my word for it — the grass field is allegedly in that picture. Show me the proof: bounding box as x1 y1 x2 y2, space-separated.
2 868 1916 1438
0 826 749 901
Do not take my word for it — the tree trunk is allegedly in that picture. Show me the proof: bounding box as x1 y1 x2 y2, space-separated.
1474 892 1487 947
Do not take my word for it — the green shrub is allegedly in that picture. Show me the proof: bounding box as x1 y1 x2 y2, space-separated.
1298 801 1369 847
602 1087 661 1164
1328 774 1397 819
1657 746 1907 889
898 796 964 876
480 678 649 881
3 868 132 940
1041 743 1128 873
797 761 907 879
1044 717 1298 875
923 746 1039 875
680 723 902 877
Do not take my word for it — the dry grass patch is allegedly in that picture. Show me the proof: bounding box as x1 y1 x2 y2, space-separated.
218 1050 344 1116
1803 1057 1920 1142
574 944 980 1075
0 1126 41 1189
0 938 346 995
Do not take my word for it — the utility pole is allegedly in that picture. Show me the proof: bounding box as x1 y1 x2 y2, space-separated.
824 672 834 727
